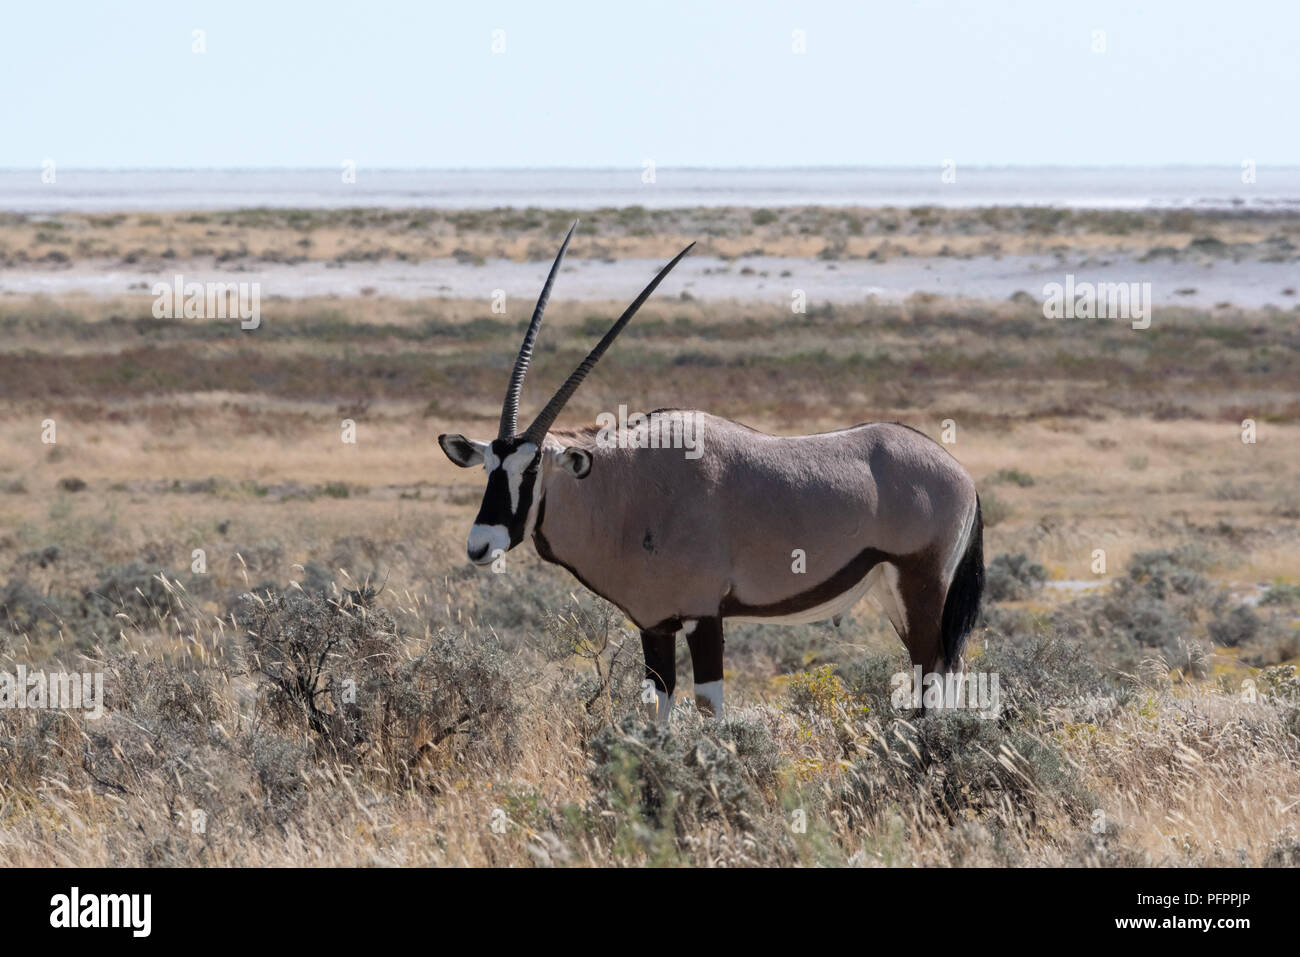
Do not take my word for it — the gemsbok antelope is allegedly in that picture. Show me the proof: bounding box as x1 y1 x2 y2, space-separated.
439 224 984 721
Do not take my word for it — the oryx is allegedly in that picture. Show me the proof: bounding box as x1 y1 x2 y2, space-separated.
439 225 984 721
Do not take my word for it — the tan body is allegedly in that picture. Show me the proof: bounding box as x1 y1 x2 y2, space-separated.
535 413 982 684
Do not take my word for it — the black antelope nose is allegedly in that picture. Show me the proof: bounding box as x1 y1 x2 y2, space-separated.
468 542 489 563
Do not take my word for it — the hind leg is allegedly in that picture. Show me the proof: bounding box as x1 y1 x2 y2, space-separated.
894 556 958 674
896 555 981 715
872 561 941 674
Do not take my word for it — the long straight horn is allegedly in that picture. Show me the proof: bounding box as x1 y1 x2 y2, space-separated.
520 241 695 445
499 221 578 439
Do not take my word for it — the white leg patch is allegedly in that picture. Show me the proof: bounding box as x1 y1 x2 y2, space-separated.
694 680 724 718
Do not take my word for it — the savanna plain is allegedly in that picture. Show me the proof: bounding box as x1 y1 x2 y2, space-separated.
0 205 1298 866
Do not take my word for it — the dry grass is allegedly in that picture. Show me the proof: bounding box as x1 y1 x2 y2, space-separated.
1 571 1296 867
0 209 1297 867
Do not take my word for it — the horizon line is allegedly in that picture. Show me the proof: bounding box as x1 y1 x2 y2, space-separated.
2 163 1296 174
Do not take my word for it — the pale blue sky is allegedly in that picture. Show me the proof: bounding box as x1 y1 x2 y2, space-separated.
2 0 1295 168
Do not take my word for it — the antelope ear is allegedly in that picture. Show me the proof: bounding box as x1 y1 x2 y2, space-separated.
556 447 592 479
438 433 488 468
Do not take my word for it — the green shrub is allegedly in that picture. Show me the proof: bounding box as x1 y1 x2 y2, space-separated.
1261 582 1300 606
986 553 1047 602
1052 547 1223 673
586 713 779 839
1125 547 1212 600
839 710 1091 833
243 590 519 781
990 468 1035 487
1207 605 1260 647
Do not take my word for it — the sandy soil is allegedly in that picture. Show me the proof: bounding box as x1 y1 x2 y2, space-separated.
3 252 1297 309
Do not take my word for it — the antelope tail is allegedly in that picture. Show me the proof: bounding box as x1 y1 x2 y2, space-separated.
939 494 984 671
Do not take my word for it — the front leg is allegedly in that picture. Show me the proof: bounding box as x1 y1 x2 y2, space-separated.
640 626 677 724
685 617 725 718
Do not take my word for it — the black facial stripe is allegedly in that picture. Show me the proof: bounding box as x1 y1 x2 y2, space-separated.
474 469 514 524
472 442 541 547
505 467 536 544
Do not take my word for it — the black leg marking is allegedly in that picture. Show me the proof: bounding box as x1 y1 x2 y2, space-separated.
640 628 677 695
685 617 724 685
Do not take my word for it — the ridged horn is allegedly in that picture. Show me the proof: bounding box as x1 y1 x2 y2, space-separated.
498 221 578 439
519 241 695 445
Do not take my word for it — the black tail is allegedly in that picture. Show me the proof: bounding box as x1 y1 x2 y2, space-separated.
939 495 984 670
